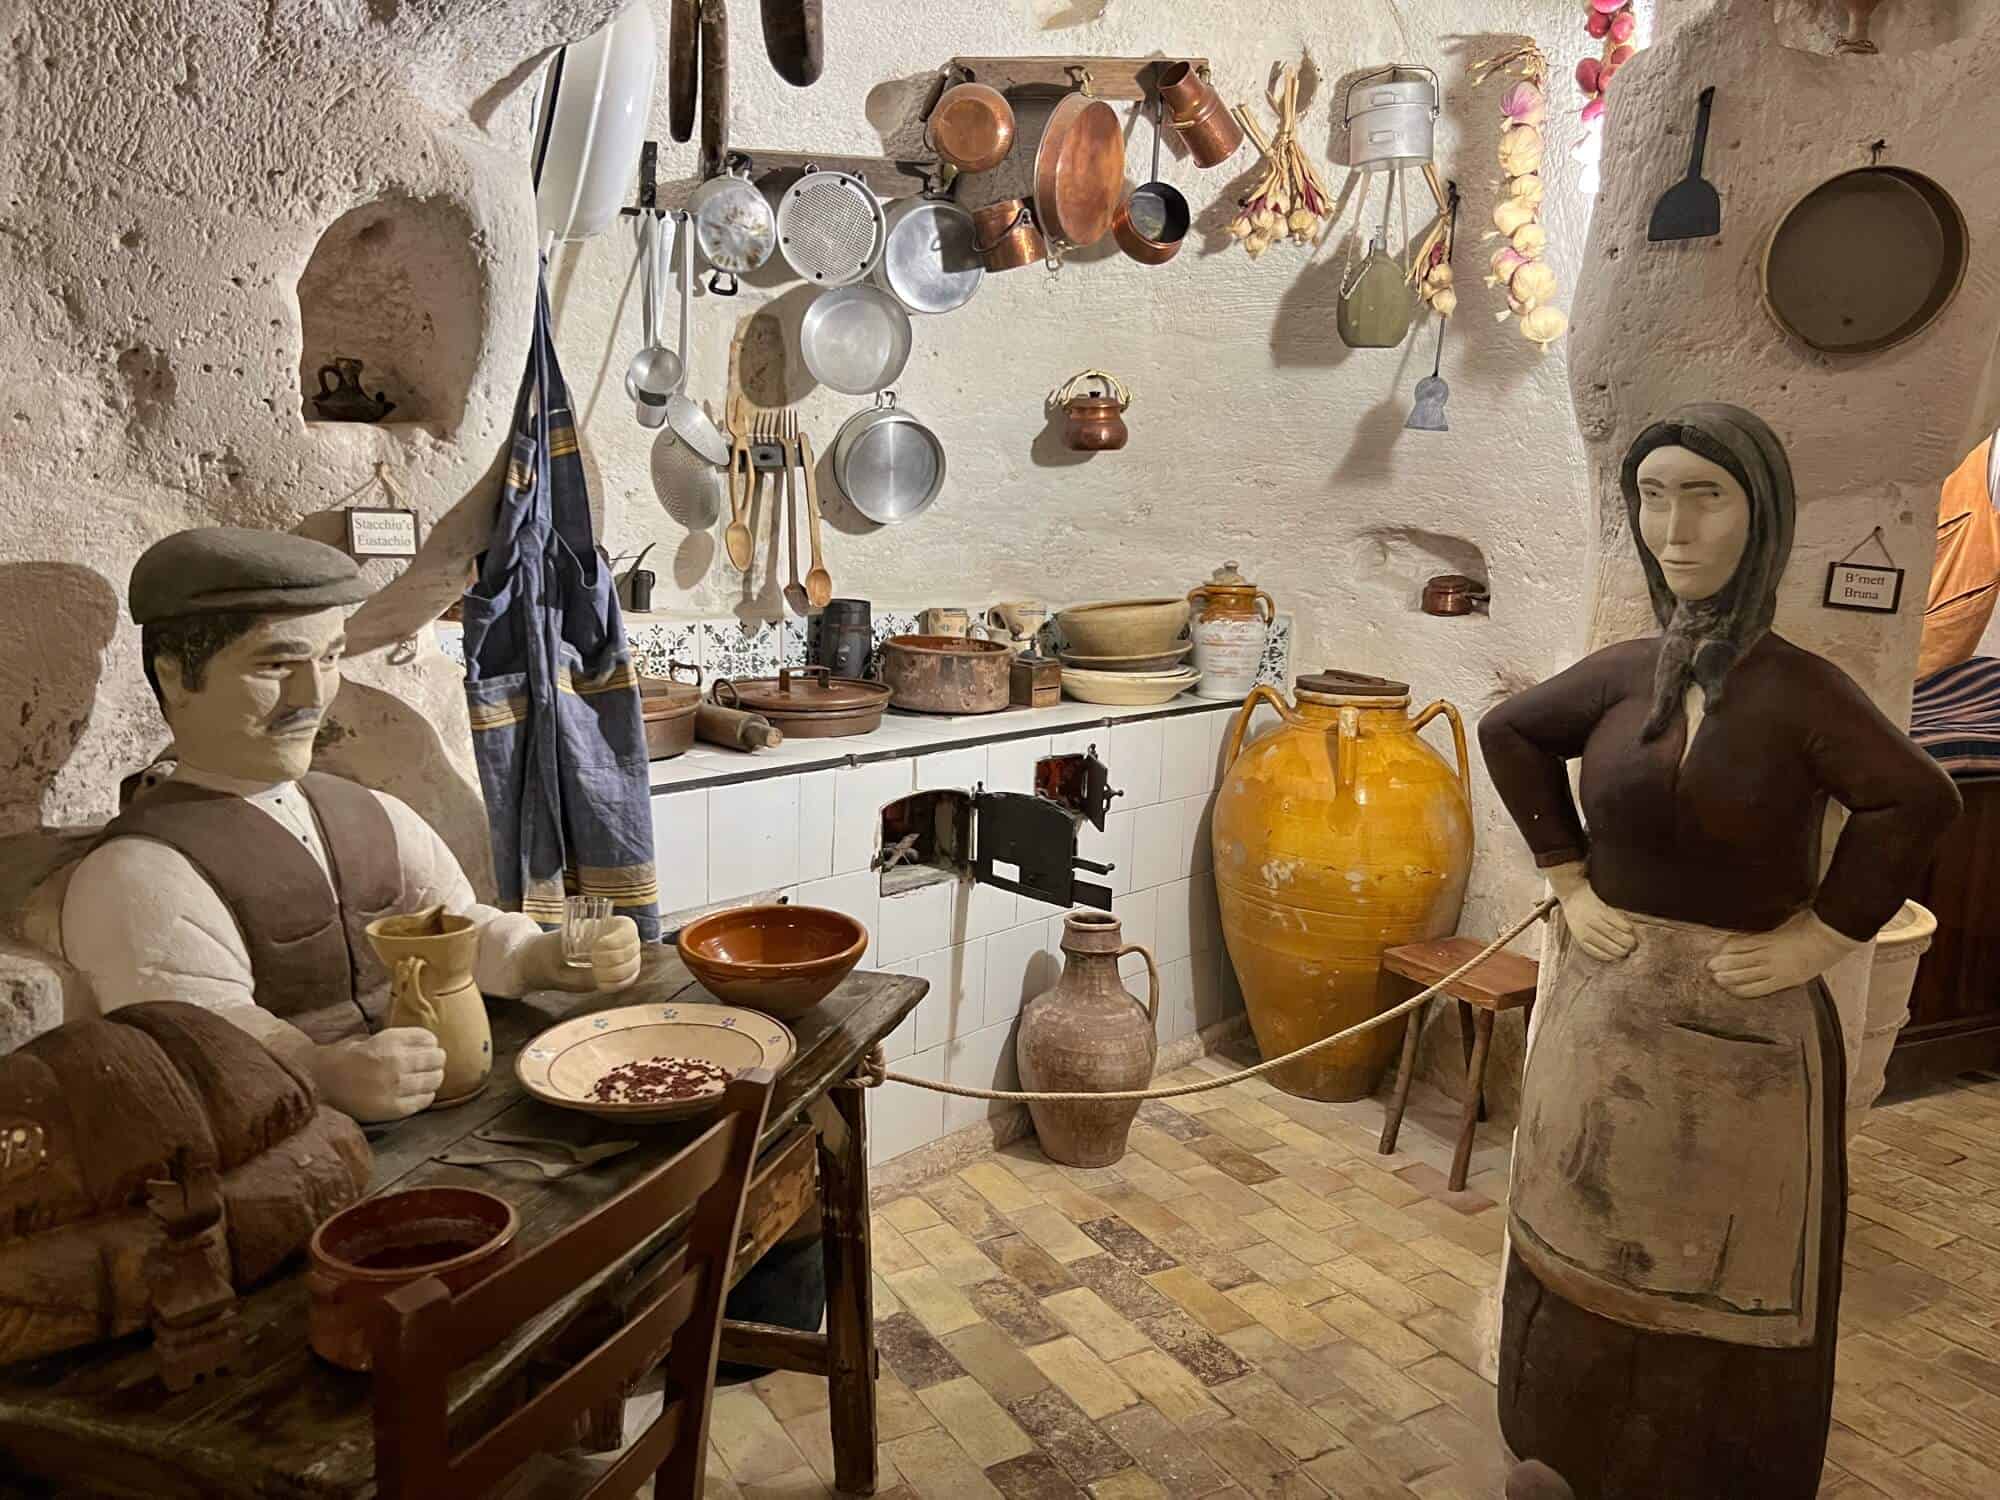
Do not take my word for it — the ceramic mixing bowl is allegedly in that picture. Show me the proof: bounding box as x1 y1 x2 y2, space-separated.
677 904 868 1019
1056 598 1192 657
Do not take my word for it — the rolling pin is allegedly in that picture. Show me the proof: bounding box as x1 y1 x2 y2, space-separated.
696 702 784 751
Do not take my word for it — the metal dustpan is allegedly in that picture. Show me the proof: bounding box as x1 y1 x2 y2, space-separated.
1648 87 1721 243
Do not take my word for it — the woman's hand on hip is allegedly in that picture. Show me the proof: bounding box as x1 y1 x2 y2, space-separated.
1709 910 1862 998
1545 861 1636 963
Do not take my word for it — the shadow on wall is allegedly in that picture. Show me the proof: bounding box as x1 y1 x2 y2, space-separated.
0 562 121 942
297 193 486 431
0 564 118 839
314 677 496 902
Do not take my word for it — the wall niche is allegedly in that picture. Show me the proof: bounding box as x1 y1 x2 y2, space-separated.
296 193 483 429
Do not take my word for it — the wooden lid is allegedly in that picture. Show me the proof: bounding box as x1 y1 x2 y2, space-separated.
1296 669 1409 704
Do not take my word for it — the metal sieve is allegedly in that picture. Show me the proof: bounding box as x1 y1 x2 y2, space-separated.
775 167 887 286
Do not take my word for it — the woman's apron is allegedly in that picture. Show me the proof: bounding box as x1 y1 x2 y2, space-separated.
1509 912 1835 1349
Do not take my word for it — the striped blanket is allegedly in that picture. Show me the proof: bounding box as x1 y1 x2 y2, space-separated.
1912 656 2000 781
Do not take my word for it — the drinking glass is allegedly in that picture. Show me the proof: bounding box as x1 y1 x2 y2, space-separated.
562 895 612 969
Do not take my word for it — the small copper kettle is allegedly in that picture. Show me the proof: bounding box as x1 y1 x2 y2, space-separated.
1053 369 1131 452
312 358 396 423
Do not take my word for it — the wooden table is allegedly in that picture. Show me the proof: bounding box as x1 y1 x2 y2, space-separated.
0 949 924 1499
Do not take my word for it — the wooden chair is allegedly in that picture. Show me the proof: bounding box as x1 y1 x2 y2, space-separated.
1377 938 1538 1191
369 1071 774 1500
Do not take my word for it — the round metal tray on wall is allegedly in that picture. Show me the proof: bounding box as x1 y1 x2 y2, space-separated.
1761 165 1969 356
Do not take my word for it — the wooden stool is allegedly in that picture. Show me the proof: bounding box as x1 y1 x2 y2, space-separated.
1377 936 1539 1191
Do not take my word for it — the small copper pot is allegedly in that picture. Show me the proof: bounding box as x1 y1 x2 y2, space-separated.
1158 61 1243 168
926 81 1015 173
972 197 1047 273
1054 370 1132 453
1421 574 1489 617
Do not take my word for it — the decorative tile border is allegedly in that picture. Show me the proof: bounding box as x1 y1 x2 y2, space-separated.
701 619 782 680
1258 612 1295 688
441 605 1298 692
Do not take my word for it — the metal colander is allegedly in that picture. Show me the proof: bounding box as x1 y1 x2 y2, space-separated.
776 169 887 286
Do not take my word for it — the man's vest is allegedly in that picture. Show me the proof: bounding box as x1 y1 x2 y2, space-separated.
97 773 401 1043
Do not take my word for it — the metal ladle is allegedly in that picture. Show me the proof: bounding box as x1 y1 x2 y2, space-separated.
626 213 686 429
663 210 732 464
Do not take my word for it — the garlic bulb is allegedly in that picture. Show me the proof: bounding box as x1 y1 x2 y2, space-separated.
1498 123 1544 176
1510 260 1558 304
1509 172 1544 205
1492 198 1536 237
1520 305 1570 347
1510 221 1548 258
1488 246 1528 283
1430 287 1458 317
1427 263 1454 289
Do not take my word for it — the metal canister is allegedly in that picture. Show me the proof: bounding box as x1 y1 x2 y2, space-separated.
1343 65 1439 168
816 598 873 679
1158 61 1242 169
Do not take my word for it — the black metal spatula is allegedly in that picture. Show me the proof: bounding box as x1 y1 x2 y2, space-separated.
1648 87 1720 242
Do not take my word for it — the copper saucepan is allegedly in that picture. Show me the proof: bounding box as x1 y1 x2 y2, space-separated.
1114 96 1191 266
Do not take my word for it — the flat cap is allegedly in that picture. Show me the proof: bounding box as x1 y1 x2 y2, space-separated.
129 526 374 625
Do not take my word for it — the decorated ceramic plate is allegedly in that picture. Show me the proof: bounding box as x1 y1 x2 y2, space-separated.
516 1002 796 1123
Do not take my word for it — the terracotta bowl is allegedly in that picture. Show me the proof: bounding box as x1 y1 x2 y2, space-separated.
677 904 868 1019
306 1186 518 1371
1057 598 1192 658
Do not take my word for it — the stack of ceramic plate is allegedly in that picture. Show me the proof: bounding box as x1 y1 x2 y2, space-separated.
1054 598 1202 704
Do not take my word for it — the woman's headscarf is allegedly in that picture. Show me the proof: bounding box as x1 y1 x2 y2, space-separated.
1619 402 1797 740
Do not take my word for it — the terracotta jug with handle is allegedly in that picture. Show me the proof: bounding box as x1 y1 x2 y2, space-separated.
364 906 491 1107
1015 910 1160 1167
1212 671 1473 1100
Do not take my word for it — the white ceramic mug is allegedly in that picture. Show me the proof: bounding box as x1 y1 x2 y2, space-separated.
987 600 1047 641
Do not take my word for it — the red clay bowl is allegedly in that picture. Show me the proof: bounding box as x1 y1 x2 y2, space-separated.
676 904 867 1019
306 1186 518 1371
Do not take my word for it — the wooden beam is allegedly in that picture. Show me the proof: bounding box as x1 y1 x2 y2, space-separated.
946 56 1207 102
734 148 941 201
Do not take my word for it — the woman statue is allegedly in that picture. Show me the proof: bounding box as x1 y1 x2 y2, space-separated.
1479 403 1961 1498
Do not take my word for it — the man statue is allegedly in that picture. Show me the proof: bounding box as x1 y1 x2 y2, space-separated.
58 527 642 1122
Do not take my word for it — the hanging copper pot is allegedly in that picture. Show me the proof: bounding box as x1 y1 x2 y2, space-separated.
1157 61 1242 168
926 81 1016 173
972 197 1047 272
1053 369 1131 452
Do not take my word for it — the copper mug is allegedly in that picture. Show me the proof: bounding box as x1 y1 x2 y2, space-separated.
1054 370 1131 452
1158 61 1243 168
972 198 1047 273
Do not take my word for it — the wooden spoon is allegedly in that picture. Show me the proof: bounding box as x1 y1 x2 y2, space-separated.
797 417 832 608
724 392 755 572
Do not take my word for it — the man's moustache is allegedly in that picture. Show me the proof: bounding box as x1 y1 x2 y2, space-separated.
267 710 323 735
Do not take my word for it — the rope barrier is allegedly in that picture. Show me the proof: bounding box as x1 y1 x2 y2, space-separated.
857 898 1556 1103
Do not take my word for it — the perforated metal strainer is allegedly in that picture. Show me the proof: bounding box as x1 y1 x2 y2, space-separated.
776 167 887 287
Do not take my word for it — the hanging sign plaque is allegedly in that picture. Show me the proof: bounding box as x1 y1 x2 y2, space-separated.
1822 527 1903 614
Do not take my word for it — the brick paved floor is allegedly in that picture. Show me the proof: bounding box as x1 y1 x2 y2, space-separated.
698 1051 2000 1499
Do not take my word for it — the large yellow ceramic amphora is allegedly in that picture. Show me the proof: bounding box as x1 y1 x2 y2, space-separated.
1213 670 1473 1101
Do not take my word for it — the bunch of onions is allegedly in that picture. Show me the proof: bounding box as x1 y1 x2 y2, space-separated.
1473 41 1568 350
1576 1 1640 125
1226 65 1331 259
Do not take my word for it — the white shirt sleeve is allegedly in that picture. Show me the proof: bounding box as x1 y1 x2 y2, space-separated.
370 791 549 998
61 837 260 1017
